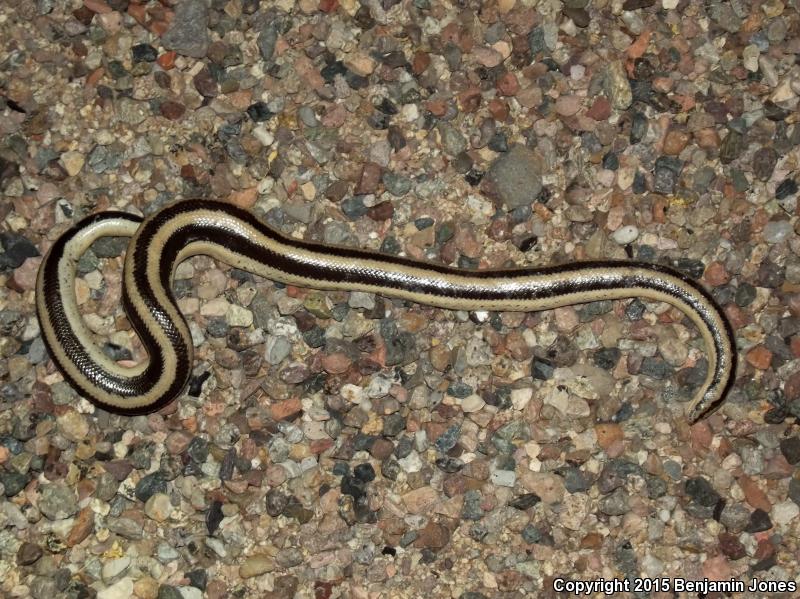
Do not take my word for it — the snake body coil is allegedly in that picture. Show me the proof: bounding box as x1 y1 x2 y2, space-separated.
36 199 735 420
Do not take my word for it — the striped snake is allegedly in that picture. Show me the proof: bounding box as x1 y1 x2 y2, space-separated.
36 199 735 420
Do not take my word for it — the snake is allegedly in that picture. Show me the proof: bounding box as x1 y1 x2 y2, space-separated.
35 199 736 421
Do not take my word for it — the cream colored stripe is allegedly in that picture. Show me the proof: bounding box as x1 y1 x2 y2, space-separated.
149 208 729 419
42 204 733 419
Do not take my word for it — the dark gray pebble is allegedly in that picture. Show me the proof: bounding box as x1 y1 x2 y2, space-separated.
246 101 274 122
0 232 39 269
719 129 745 164
779 437 800 465
383 414 406 437
157 584 183 599
508 493 541 509
745 508 772 533
684 476 721 519
531 358 555 380
1 471 29 496
776 178 798 200
205 500 224 534
593 347 621 370
639 357 673 379
597 460 642 494
462 489 483 520
132 43 157 62
134 472 166 502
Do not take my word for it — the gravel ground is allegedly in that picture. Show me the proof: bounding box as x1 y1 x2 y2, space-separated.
1 0 800 597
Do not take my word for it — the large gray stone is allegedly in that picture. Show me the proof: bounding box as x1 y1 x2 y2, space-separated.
486 145 543 208
162 0 209 59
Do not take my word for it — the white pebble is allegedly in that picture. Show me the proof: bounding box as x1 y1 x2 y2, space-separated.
398 451 423 473
200 298 229 317
511 388 533 411
349 291 375 309
742 44 760 72
596 169 616 188
367 376 392 398
569 64 585 81
341 384 365 404
101 556 131 583
97 578 134 599
225 305 253 327
612 225 640 245
490 469 516 487
252 125 274 147
772 500 800 526
460 395 485 413
641 553 665 577
179 588 203 599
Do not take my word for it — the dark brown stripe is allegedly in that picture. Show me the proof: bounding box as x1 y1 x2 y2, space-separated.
142 200 734 408
39 212 151 413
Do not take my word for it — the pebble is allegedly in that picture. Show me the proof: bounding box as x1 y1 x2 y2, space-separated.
132 43 158 63
555 95 581 116
772 501 799 526
239 555 274 578
116 97 148 125
97 578 134 599
162 0 209 58
382 171 412 196
102 556 131 583
684 477 721 518
746 508 772 532
595 423 623 450
490 469 516 487
600 488 630 516
604 61 632 110
611 225 639 245
59 151 85 177
438 122 467 156
776 178 798 200
135 473 167 502
719 503 750 533
1 233 39 270
662 129 690 155
763 220 792 244
718 532 746 560
17 542 43 566
415 522 450 550
160 101 185 121
57 410 89 442
39 483 78 520
719 129 745 164
704 261 730 286
521 473 565 504
587 97 611 120
460 395 485 413
486 145 543 208
257 20 281 62
742 45 760 72
144 493 172 522
225 305 253 327
753 147 778 180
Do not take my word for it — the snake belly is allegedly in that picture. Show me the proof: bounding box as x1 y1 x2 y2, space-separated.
35 199 736 421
